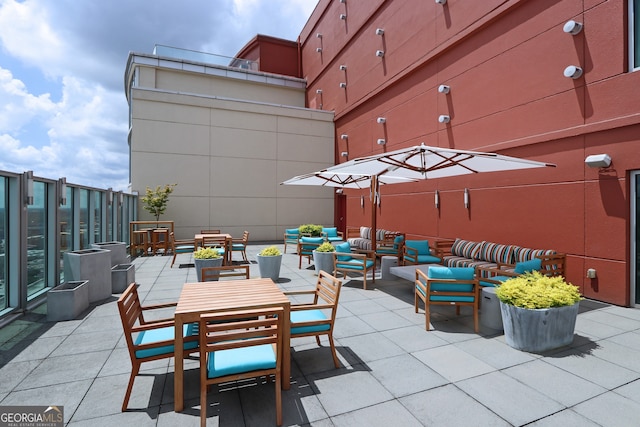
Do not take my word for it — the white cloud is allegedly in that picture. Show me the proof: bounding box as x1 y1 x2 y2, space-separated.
0 0 317 190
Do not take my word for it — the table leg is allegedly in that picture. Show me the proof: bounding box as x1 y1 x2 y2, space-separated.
174 316 185 412
282 302 291 390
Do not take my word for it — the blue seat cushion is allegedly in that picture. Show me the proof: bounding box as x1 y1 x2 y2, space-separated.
207 344 276 378
334 242 352 261
175 244 194 253
406 240 431 255
479 276 511 287
290 310 330 334
514 258 542 274
426 266 475 293
416 254 442 264
336 260 375 270
134 323 198 359
415 285 476 302
323 227 339 238
232 243 245 250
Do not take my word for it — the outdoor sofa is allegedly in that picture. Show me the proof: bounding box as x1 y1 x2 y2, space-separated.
346 226 402 251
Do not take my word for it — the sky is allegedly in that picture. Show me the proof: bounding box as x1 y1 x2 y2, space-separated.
0 0 317 191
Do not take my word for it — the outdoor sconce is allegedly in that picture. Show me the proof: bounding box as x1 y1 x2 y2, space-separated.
339 82 347 88
434 190 440 208
464 188 470 209
340 0 346 3
375 28 385 36
563 20 583 35
376 50 385 57
58 177 67 206
24 170 34 205
377 139 386 145
316 33 322 38
341 151 349 157
377 117 386 124
118 191 124 206
340 134 348 140
361 195 365 208
439 115 451 123
107 187 113 206
585 154 612 168
438 84 450 94
564 65 583 79
316 89 323 94
339 64 347 71
336 188 343 194
435 0 447 4
340 14 347 20
316 47 323 53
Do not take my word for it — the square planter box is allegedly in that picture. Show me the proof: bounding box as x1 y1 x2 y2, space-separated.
92 241 129 266
111 263 136 293
47 280 89 322
63 249 112 303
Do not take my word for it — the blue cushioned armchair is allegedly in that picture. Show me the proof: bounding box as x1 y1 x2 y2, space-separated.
403 240 442 265
476 258 543 287
297 236 324 269
283 228 300 253
415 266 479 332
321 227 344 243
169 232 197 268
375 232 405 261
332 241 376 290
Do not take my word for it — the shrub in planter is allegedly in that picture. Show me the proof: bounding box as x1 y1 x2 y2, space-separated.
496 271 582 352
313 242 335 275
298 224 323 237
193 247 223 282
257 246 282 280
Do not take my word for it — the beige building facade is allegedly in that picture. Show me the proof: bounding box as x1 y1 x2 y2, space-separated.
124 51 335 240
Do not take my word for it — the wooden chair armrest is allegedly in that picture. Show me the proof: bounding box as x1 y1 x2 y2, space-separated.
283 290 317 296
141 301 178 311
290 303 333 311
132 319 176 332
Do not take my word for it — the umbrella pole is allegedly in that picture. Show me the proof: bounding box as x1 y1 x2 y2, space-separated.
370 175 378 254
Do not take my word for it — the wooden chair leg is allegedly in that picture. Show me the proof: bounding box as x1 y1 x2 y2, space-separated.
122 363 140 411
275 371 282 426
328 334 340 368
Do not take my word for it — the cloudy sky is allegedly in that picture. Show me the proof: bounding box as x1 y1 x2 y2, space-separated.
0 0 317 191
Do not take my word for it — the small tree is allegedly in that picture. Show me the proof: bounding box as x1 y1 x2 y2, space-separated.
141 184 177 221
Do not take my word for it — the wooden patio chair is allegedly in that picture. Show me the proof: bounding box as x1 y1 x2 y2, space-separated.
199 307 284 426
200 265 250 281
332 241 376 290
415 266 479 332
231 230 250 262
200 229 221 234
284 270 342 368
201 235 228 262
297 236 324 269
283 228 300 253
117 283 199 411
169 232 196 268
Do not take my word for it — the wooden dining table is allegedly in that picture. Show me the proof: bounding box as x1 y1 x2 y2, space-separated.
194 233 232 264
173 278 291 412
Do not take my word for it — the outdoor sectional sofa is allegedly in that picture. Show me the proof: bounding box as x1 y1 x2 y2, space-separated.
438 238 566 276
346 226 401 251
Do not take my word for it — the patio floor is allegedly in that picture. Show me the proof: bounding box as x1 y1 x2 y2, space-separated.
2 243 640 426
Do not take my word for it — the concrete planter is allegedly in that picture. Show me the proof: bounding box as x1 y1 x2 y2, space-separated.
500 301 579 352
195 257 224 282
91 241 129 266
257 255 282 281
63 249 112 303
111 263 136 293
47 280 89 322
313 250 335 276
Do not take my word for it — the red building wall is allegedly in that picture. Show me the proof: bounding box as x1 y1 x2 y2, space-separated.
294 0 640 306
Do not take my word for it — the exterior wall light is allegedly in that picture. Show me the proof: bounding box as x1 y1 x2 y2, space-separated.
564 65 583 79
340 134 348 140
316 33 323 38
375 50 385 57
59 177 67 206
438 115 451 123
24 170 34 205
438 84 450 94
563 20 583 35
316 89 322 94
377 139 386 145
316 47 323 53
436 0 447 4
339 82 347 88
377 117 386 124
340 14 347 20
375 28 385 36
464 188 470 209
341 151 349 157
434 190 440 208
339 65 347 71
585 154 612 168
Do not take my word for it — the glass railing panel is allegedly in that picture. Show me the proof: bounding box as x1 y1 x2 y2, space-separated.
27 181 47 298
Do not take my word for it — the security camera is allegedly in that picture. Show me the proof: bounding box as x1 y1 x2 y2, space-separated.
438 115 451 123
563 65 583 79
375 28 384 36
563 20 583 35
316 89 322 94
316 33 322 38
340 134 348 140
339 65 347 71
438 84 450 94
377 139 386 145
316 47 322 53
435 0 447 4
339 82 347 88
341 151 349 157
375 50 385 57
339 13 347 20
376 117 386 124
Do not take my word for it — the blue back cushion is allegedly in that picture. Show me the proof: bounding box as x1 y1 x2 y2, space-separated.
406 240 430 256
300 236 323 252
323 227 338 238
286 228 299 235
393 235 404 249
514 258 542 274
427 266 475 293
334 242 352 261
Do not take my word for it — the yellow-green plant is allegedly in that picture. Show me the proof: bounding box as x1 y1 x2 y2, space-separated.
193 247 222 259
495 271 582 309
316 242 335 252
141 184 177 221
299 224 323 237
259 246 282 256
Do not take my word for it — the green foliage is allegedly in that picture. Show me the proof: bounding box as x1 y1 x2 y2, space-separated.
141 184 177 221
299 224 323 236
316 242 336 252
495 271 582 309
193 247 221 259
259 246 282 256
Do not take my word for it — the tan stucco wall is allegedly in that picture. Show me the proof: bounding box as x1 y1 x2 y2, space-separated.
128 62 335 241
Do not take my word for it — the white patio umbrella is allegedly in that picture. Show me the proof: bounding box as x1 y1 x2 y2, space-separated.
281 170 418 189
284 143 556 250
